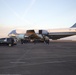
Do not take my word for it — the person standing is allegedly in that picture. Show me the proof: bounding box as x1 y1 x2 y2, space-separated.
43 35 49 44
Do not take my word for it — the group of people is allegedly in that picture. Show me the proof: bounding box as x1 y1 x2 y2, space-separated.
20 35 50 44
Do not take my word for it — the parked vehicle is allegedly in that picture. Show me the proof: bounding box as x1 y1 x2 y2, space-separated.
0 38 17 46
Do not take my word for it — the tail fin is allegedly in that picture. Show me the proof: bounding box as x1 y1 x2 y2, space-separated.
8 30 18 36
70 23 76 28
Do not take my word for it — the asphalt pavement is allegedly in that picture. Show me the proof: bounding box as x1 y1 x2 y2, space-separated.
0 41 76 75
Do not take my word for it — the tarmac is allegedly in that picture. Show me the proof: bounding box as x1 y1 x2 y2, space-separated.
0 40 76 75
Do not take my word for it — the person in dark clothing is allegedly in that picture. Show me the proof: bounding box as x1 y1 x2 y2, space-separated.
21 39 24 44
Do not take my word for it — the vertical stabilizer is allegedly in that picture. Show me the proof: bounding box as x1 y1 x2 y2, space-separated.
8 30 18 36
70 23 76 28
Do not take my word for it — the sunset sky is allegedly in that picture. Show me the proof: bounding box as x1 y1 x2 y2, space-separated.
0 0 76 38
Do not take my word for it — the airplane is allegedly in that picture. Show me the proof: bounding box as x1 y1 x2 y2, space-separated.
8 23 76 41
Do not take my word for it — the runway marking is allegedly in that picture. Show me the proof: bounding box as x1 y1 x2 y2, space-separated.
10 62 25 63
0 60 76 69
22 60 67 66
10 60 74 65
10 60 66 64
11 55 76 60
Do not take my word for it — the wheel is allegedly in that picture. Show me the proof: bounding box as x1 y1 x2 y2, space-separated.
8 43 12 46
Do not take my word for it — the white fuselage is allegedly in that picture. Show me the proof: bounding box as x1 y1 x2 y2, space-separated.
48 28 76 35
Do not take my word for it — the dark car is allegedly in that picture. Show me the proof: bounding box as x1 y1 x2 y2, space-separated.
0 38 17 46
